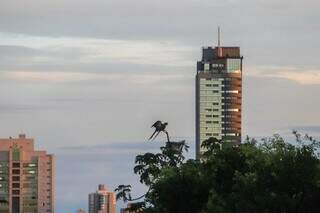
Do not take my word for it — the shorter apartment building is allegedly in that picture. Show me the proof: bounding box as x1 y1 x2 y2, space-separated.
0 134 55 213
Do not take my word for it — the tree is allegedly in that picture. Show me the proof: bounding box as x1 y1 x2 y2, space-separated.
116 131 320 213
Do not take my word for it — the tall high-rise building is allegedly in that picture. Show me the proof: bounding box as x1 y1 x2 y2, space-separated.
88 184 116 213
196 38 243 159
0 134 55 213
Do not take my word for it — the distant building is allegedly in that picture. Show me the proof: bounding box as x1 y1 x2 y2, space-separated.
88 184 116 213
0 134 55 213
196 34 243 159
76 209 86 213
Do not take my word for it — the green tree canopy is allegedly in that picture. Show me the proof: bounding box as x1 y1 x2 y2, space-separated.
116 132 320 213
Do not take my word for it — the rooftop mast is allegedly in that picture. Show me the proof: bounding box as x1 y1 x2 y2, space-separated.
218 26 221 47
217 26 222 57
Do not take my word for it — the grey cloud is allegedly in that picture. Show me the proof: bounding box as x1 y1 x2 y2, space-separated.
58 141 160 154
0 40 197 74
243 75 320 137
0 45 45 68
1 0 318 39
58 138 194 153
0 45 39 57
0 103 54 113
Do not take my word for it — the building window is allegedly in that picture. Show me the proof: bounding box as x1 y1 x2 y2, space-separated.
225 90 239 94
12 163 20 168
12 190 20 195
12 170 20 175
12 183 20 188
226 133 236 136
227 59 241 73
225 108 239 112
12 176 20 181
204 63 210 71
12 149 20 161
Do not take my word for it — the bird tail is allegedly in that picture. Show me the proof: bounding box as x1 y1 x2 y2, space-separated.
148 130 157 140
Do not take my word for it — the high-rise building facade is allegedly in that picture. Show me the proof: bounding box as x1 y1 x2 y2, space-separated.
88 184 116 213
196 44 243 159
0 134 55 213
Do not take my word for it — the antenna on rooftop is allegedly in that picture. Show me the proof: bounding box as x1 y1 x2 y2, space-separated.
217 26 222 57
218 26 221 47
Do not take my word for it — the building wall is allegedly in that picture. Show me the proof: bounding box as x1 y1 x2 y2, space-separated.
0 151 9 213
0 134 54 213
88 185 116 213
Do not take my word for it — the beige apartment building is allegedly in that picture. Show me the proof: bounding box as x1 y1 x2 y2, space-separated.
0 134 55 213
88 184 115 213
196 44 243 159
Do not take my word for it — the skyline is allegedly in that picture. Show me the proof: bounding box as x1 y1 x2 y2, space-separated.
1 0 320 212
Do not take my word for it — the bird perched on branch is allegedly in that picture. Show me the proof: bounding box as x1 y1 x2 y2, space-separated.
149 120 169 141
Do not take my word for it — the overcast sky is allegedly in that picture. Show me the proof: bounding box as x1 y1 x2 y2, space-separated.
1 0 320 212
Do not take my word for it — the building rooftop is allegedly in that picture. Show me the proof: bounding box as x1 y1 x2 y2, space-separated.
202 46 241 61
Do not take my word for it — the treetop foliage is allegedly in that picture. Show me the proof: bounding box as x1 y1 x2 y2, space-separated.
116 132 320 213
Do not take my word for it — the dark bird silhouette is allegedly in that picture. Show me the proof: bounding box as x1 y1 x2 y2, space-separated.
149 121 169 141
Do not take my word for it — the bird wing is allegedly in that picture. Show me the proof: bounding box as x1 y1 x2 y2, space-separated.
152 131 161 140
151 120 162 128
148 130 157 140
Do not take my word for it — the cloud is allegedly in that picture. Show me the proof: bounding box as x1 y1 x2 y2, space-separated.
0 34 196 69
2 71 103 82
276 70 320 85
58 137 194 154
243 75 320 137
1 0 319 40
0 103 52 113
0 45 39 57
246 66 320 85
58 141 160 154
